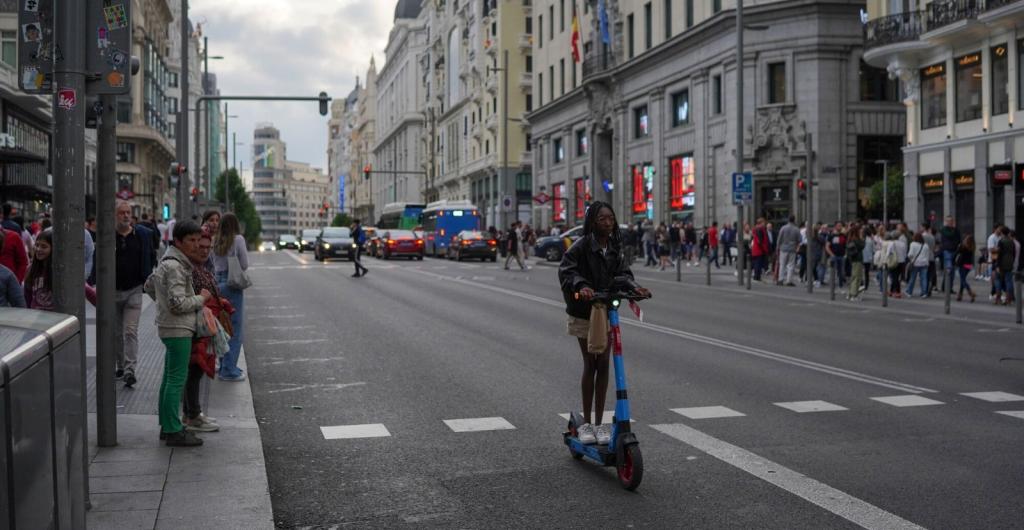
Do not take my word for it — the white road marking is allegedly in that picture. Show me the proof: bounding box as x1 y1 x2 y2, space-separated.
558 412 635 424
471 276 495 281
977 328 1011 333
870 395 945 407
671 406 746 419
256 306 299 310
285 251 309 265
995 411 1024 420
268 382 365 394
404 268 938 395
261 314 306 319
650 423 926 530
443 417 516 432
266 357 342 365
249 294 289 299
901 318 934 323
261 325 316 330
320 423 390 440
255 339 328 346
960 391 1024 402
774 400 849 413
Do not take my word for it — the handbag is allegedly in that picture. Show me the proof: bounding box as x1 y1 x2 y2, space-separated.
194 307 217 338
216 305 233 337
212 320 231 357
227 254 252 290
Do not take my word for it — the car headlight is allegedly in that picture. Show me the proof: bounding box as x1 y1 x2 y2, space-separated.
301 240 307 245
323 243 331 249
351 243 357 248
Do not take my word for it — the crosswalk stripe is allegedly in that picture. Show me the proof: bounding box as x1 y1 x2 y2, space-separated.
995 411 1024 420
774 400 848 413
960 391 1024 402
320 424 391 440
870 395 945 407
671 406 745 419
443 417 516 432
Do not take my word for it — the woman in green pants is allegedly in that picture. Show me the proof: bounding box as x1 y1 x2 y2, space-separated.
144 220 211 447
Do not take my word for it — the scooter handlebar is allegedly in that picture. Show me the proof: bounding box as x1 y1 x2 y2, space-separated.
576 290 652 303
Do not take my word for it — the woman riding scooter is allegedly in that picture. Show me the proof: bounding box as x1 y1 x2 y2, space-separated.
558 202 651 446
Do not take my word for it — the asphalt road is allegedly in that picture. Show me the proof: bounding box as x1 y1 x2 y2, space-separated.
243 249 1024 529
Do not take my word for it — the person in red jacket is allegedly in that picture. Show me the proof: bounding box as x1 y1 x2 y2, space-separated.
0 227 28 283
751 218 771 281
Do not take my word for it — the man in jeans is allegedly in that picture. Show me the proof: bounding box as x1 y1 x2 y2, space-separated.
938 216 961 292
115 201 154 388
776 216 801 286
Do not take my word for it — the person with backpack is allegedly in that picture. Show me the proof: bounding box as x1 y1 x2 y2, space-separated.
350 218 369 277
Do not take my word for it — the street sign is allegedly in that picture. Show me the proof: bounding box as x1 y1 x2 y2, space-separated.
501 195 514 211
732 171 753 205
533 192 550 204
17 0 56 94
86 0 133 95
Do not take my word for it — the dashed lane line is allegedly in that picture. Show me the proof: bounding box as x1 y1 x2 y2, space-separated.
774 400 849 413
403 267 939 395
960 391 1024 402
671 406 746 419
320 423 390 440
870 395 945 407
442 417 516 432
650 422 926 530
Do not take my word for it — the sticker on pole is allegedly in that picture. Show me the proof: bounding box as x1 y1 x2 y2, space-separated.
57 87 76 110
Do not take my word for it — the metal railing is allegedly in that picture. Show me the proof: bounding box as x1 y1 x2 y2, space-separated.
582 52 614 80
864 11 925 50
927 0 983 29
983 0 1023 11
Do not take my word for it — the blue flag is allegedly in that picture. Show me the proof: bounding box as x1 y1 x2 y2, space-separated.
598 0 610 44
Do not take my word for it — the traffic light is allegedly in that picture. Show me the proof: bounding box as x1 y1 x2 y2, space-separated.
318 91 329 116
797 178 807 200
363 164 372 180
190 187 200 201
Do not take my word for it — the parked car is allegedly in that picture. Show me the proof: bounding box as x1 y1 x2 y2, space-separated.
533 225 631 261
314 226 356 262
379 229 424 260
278 234 299 250
298 229 319 253
447 230 498 261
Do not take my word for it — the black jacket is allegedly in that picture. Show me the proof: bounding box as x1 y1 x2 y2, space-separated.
558 234 636 319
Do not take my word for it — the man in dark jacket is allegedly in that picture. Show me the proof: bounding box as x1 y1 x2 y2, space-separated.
938 216 961 285
115 201 155 387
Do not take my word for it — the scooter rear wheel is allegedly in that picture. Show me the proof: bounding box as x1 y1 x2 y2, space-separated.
617 444 643 491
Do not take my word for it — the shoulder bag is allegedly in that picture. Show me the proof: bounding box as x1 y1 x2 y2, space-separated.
195 306 217 338
227 243 253 290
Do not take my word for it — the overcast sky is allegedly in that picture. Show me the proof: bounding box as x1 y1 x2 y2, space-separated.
191 0 394 175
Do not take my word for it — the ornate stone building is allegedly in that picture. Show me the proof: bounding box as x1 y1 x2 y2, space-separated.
528 0 906 230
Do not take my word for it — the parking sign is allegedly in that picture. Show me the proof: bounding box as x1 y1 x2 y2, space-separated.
732 172 753 205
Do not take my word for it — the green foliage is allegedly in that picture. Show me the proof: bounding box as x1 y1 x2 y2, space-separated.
215 168 262 245
331 213 352 227
865 167 904 221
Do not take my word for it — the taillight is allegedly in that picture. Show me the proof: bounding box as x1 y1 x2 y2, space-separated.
462 240 471 246
416 239 424 245
387 239 396 247
488 239 497 246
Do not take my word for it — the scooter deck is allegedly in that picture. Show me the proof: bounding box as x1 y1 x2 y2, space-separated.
563 431 617 466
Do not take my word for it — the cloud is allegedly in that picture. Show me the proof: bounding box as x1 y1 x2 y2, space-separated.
190 0 394 173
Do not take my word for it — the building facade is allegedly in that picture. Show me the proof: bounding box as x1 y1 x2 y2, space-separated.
252 123 290 240
328 81 360 217
167 2 203 218
419 0 533 228
863 0 1024 241
351 59 378 223
373 2 429 215
528 0 906 232
284 160 332 231
114 0 176 218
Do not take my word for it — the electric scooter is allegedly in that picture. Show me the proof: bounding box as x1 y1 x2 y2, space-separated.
563 281 650 491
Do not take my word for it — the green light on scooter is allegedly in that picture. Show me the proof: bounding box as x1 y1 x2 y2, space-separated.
612 300 620 307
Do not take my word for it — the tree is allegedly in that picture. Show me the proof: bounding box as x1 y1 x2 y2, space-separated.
865 166 904 222
215 168 262 245
331 213 352 227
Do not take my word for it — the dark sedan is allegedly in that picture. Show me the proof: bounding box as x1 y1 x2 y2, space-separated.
278 234 299 250
380 230 424 260
447 230 498 262
298 229 319 253
314 227 356 261
533 226 583 262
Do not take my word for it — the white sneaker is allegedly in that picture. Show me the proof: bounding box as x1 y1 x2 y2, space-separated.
595 424 612 445
577 423 597 444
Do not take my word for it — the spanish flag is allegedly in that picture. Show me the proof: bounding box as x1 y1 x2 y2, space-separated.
570 2 581 63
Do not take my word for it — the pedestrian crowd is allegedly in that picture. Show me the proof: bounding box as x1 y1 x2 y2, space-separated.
615 215 1022 306
0 202 251 448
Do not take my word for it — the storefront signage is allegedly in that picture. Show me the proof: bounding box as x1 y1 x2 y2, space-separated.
0 133 16 149
922 63 944 77
953 173 974 189
921 176 944 192
957 53 981 68
992 168 1012 187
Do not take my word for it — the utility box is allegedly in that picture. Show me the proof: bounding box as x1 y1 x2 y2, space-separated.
0 309 84 530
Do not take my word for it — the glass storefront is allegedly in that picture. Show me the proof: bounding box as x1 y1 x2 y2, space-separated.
669 155 695 221
631 163 654 220
952 172 974 238
552 182 566 223
920 175 944 226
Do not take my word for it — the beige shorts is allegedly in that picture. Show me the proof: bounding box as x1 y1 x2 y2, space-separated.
566 316 590 339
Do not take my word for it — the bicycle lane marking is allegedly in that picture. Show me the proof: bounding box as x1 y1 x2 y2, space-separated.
403 267 937 395
649 422 926 530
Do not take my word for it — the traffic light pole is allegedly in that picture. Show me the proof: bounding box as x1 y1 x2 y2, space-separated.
177 0 190 221
735 1 746 287
95 95 118 447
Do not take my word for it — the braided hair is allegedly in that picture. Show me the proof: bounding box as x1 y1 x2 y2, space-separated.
582 200 622 251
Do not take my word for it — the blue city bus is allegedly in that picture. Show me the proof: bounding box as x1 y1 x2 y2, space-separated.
420 200 482 257
377 202 425 230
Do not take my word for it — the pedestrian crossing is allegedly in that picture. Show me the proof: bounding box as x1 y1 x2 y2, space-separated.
318 391 1024 440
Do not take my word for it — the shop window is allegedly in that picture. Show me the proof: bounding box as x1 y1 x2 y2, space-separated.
627 14 635 59
992 45 1009 116
955 53 982 122
860 60 899 102
575 178 587 220
631 164 654 218
920 175 945 226
712 74 723 115
576 128 588 156
920 63 946 129
553 137 564 163
669 155 696 212
553 182 566 222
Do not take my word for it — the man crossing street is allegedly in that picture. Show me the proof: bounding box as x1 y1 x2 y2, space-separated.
114 201 155 388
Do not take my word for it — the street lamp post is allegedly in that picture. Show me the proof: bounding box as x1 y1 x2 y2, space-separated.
200 36 224 209
488 50 510 230
223 106 239 209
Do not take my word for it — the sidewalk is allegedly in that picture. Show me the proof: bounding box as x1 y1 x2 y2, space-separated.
84 302 273 529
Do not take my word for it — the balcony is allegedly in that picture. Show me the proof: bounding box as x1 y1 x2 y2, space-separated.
926 0 982 31
519 72 532 92
864 12 925 51
582 52 614 81
485 113 498 132
520 150 533 167
518 33 533 52
485 73 499 94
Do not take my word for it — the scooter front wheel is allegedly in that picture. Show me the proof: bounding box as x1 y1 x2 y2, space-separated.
617 444 643 491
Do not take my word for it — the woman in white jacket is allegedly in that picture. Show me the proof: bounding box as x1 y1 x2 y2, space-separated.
905 232 933 297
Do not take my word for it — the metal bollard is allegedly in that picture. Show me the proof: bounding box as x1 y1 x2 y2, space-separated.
830 260 837 301
944 266 952 315
881 265 888 308
676 253 681 282
746 255 753 290
706 252 711 286
1016 272 1022 325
